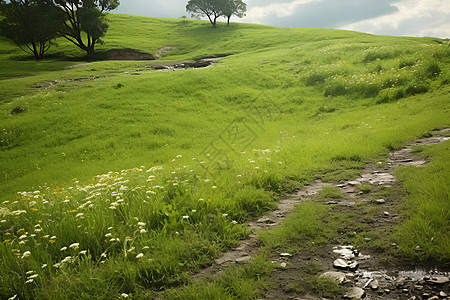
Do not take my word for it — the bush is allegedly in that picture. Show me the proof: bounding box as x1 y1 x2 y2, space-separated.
324 81 347 97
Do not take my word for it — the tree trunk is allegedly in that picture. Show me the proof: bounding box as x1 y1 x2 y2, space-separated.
227 16 230 25
86 47 96 60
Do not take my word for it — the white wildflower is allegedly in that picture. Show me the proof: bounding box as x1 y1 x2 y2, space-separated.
69 243 79 249
22 251 31 259
136 253 144 259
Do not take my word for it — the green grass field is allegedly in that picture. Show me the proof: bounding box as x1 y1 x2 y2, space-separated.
0 14 449 299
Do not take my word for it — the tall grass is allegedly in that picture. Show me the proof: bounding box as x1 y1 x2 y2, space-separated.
394 141 450 263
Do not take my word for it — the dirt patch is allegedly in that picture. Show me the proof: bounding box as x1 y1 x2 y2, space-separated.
106 48 156 60
191 129 450 299
154 46 177 59
32 77 99 89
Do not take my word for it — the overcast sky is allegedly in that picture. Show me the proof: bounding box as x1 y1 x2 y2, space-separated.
113 0 450 38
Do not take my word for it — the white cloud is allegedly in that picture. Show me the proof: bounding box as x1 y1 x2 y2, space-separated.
341 0 450 38
244 0 320 22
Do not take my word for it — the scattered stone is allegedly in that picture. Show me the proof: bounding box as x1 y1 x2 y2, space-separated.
395 277 406 286
348 181 360 186
427 296 439 300
344 287 365 299
363 278 373 289
440 291 448 297
384 289 391 294
370 279 379 290
257 217 275 224
280 262 287 268
280 253 292 257
235 256 252 263
422 293 431 297
348 261 358 270
426 276 449 284
414 285 424 290
333 246 355 259
383 211 390 217
333 258 349 269
345 273 355 281
375 199 386 204
321 271 347 283
402 288 409 293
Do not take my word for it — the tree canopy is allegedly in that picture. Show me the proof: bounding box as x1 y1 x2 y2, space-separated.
51 0 120 59
0 0 64 59
186 0 247 27
222 0 246 25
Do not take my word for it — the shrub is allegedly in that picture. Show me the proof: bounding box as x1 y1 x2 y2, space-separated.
324 81 347 97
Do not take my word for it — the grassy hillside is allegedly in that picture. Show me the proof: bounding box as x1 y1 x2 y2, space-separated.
0 14 449 299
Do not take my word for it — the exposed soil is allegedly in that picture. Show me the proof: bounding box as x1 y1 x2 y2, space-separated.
32 77 99 89
192 128 450 299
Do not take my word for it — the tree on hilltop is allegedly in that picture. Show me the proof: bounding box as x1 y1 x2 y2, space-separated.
222 0 246 25
50 0 120 59
186 0 224 28
0 0 63 59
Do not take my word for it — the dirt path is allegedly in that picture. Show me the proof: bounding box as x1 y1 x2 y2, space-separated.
193 128 450 299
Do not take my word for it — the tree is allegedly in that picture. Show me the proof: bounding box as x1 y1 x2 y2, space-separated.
222 0 246 25
186 0 224 28
52 0 119 59
0 0 63 59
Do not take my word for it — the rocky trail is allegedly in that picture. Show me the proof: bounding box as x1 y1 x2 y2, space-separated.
193 129 450 299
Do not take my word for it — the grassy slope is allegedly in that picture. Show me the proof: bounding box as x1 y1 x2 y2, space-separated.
0 14 449 299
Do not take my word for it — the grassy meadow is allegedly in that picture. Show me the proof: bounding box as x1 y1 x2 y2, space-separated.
0 14 449 299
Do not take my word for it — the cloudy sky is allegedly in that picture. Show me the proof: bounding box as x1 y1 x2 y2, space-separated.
113 0 450 38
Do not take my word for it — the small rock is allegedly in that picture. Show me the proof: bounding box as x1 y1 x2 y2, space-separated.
280 262 287 268
348 261 359 270
422 293 430 297
348 181 360 186
426 276 449 284
427 296 439 300
344 287 365 299
402 288 409 293
370 279 379 290
395 277 406 286
235 256 252 263
257 217 275 224
440 291 448 297
376 199 386 204
383 211 390 217
280 253 292 257
333 258 349 269
414 285 424 291
384 289 391 294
